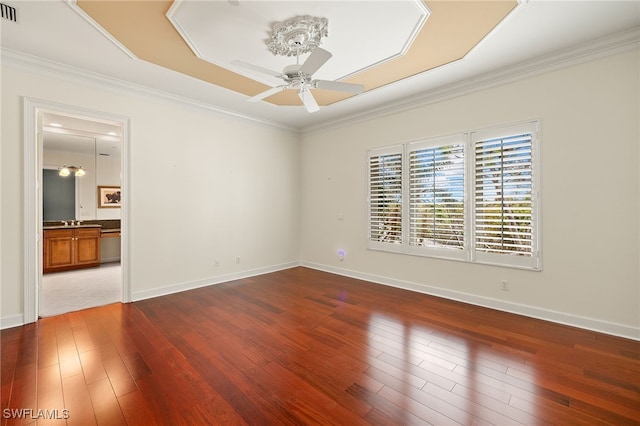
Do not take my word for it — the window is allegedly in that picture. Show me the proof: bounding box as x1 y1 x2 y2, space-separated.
408 136 467 261
368 145 403 252
367 121 540 270
472 123 538 268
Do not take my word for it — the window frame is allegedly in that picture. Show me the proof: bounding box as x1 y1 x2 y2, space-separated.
367 144 404 253
471 122 541 270
366 121 541 271
406 134 469 262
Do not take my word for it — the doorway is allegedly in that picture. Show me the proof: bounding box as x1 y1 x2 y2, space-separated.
23 98 130 322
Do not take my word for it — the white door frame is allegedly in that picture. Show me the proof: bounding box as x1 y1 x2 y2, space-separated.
23 97 131 323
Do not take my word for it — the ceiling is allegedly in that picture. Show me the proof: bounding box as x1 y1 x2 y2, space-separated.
42 112 122 158
2 1 639 131
75 0 516 107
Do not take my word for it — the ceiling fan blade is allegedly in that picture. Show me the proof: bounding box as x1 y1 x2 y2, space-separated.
314 80 365 94
231 60 284 79
299 48 332 76
248 85 286 102
298 89 319 113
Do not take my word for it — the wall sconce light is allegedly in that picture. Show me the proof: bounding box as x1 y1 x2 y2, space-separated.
59 165 86 177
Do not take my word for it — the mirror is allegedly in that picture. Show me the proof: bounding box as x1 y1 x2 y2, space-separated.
43 133 96 221
43 168 76 220
42 113 122 222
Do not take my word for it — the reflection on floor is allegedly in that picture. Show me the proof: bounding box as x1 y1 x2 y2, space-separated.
40 262 121 317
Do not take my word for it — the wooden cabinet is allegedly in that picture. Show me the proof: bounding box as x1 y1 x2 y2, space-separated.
43 227 101 273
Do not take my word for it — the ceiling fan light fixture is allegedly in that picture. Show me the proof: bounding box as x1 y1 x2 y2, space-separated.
267 15 328 57
235 46 364 113
234 17 363 113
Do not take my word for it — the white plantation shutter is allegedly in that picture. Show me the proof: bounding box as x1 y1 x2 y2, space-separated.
368 146 403 251
367 121 540 270
408 137 466 259
472 122 540 269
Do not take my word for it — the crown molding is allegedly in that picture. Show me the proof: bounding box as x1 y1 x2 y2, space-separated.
2 25 637 136
65 0 137 61
0 48 299 134
303 26 640 135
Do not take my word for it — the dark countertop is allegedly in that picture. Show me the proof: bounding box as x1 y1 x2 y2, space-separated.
43 219 120 230
43 224 101 230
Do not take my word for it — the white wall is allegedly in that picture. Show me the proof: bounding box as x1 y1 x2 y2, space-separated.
1 63 300 326
96 153 121 220
300 49 640 339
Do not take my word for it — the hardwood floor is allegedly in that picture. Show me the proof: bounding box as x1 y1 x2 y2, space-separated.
2 267 639 425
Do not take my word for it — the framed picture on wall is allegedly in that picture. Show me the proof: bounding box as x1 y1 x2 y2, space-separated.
98 186 121 208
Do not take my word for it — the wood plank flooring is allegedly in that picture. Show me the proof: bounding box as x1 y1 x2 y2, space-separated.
2 267 639 425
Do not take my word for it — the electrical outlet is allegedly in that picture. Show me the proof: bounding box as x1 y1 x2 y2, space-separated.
236 257 240 264
215 260 220 267
501 280 510 291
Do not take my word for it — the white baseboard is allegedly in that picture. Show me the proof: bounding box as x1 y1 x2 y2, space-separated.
1 314 24 330
131 261 300 302
6 261 638 341
301 261 640 341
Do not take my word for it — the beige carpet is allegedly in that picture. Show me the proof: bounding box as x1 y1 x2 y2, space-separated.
40 262 121 317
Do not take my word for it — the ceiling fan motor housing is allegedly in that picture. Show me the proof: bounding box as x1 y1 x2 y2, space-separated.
283 64 311 84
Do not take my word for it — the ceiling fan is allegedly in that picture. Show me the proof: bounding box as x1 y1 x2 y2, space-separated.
232 48 365 113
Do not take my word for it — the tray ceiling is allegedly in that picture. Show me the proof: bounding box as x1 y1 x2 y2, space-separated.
76 0 517 107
